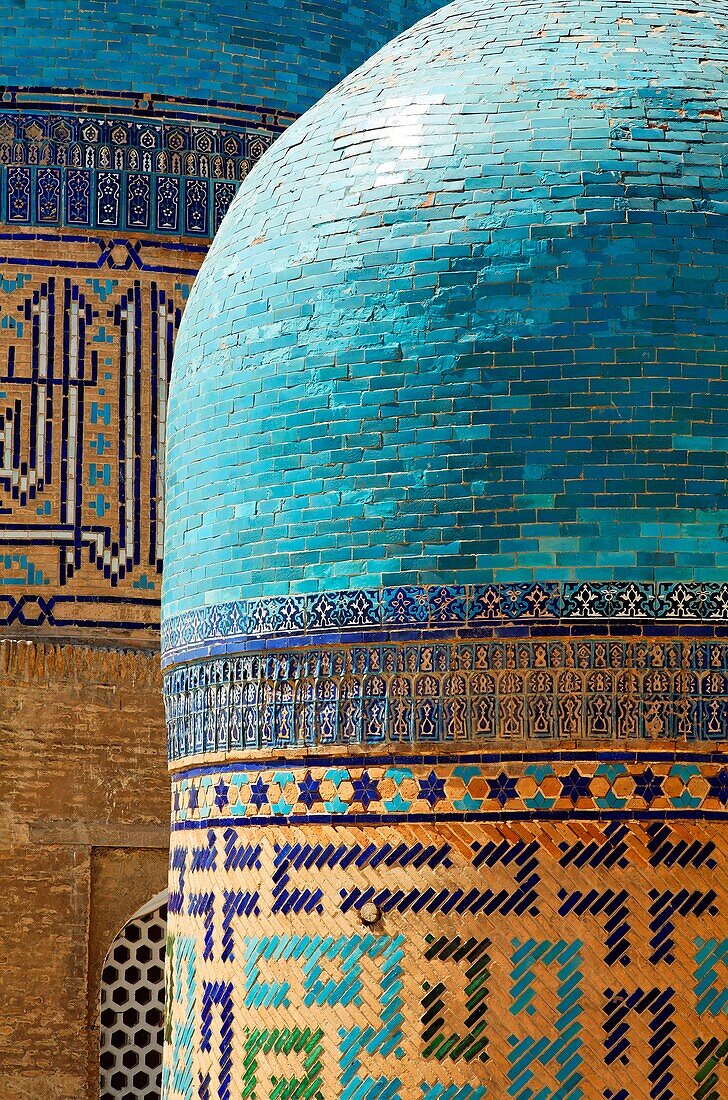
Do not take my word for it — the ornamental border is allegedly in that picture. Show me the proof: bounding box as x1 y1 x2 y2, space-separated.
0 229 208 273
169 749 728 828
0 87 296 129
162 582 728 663
0 89 287 238
163 636 728 759
0 592 159 631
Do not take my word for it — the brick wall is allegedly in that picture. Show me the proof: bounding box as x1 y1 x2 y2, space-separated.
0 640 167 1100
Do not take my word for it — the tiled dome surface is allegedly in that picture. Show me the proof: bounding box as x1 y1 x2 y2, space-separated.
164 0 728 621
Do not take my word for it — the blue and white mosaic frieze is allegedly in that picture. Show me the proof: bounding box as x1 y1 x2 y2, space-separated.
163 637 728 760
0 93 282 237
161 582 728 664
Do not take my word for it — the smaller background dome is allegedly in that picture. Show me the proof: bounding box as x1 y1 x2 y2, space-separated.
0 0 444 113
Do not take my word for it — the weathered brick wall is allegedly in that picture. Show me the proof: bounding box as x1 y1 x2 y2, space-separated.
0 640 168 1100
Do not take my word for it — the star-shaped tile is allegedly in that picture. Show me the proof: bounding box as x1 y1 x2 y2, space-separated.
559 768 592 805
298 773 322 809
248 776 269 810
214 779 229 811
418 771 446 807
708 768 728 806
487 771 518 807
352 771 379 809
633 767 664 806
188 785 199 810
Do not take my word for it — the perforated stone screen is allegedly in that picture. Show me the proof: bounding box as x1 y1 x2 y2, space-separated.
99 894 167 1100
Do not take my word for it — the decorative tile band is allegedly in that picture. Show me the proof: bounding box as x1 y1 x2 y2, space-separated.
164 814 728 1100
0 92 283 238
170 751 728 828
161 583 728 663
163 638 728 761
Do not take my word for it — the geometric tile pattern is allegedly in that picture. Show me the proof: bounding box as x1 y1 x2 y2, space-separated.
169 751 728 827
162 814 728 1100
0 231 200 631
163 638 728 760
161 584 728 664
0 94 279 238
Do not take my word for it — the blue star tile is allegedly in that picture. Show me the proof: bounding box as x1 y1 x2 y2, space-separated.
418 770 446 807
560 768 592 805
298 773 322 808
633 767 664 805
188 785 199 810
214 779 229 811
487 771 518 807
249 776 269 809
352 770 379 809
708 768 728 806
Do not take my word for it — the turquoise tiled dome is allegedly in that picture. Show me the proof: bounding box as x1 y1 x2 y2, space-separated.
164 0 728 622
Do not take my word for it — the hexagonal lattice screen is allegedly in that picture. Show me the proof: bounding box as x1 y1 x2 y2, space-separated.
99 892 167 1100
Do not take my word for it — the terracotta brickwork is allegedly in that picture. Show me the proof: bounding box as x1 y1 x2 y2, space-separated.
0 639 168 1100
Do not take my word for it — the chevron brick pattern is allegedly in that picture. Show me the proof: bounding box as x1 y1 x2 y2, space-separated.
162 818 728 1100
